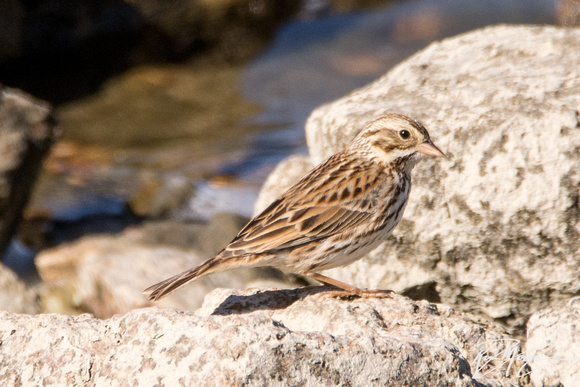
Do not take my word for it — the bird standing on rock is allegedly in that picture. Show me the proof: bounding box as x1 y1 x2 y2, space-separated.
145 113 445 301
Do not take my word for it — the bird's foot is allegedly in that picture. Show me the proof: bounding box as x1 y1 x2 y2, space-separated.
305 272 393 299
318 288 394 300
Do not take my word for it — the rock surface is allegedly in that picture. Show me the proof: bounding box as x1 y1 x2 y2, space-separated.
0 86 58 259
526 297 580 387
0 288 522 386
36 216 292 318
258 25 580 335
0 264 40 314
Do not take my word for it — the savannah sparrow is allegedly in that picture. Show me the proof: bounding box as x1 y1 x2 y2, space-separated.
145 113 445 300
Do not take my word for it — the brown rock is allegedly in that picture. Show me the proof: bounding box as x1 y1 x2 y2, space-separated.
557 0 580 26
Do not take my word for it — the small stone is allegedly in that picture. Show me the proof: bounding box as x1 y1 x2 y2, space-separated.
526 297 580 387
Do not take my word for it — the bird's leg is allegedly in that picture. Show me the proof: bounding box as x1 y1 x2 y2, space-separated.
306 272 364 293
306 272 393 299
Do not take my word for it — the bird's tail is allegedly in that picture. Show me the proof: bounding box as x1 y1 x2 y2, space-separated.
143 256 225 301
143 253 270 301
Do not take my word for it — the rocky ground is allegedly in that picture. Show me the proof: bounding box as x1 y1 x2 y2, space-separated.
1 24 579 386
0 287 525 386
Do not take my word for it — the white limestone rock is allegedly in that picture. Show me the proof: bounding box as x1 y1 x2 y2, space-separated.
258 25 580 334
0 288 521 386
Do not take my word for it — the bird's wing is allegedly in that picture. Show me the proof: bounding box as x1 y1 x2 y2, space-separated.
221 153 385 257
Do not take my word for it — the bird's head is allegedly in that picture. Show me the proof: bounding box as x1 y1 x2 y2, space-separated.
354 114 445 168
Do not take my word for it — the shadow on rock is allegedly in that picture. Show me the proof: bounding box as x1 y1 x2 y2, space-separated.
211 286 358 315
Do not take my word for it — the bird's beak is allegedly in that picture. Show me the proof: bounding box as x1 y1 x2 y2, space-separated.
417 141 446 158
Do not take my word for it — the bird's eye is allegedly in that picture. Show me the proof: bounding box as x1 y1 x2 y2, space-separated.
399 130 410 140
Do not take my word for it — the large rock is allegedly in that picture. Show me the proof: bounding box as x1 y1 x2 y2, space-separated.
0 0 301 64
36 216 291 317
0 288 521 386
0 1 403 65
526 297 580 387
257 25 580 334
0 86 58 259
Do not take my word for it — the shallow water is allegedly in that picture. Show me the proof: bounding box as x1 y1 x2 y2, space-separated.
30 0 556 227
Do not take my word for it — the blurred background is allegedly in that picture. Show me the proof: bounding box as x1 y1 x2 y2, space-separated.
0 0 574 278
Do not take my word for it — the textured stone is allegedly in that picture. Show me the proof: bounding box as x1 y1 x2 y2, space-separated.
0 86 58 259
0 288 522 386
0 264 40 314
526 297 580 387
258 25 580 334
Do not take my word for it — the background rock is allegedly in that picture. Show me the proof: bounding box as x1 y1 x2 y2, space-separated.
526 297 580 387
0 288 522 386
0 264 40 314
0 86 59 260
0 0 301 101
1 0 398 103
258 25 580 335
557 0 580 26
36 215 292 317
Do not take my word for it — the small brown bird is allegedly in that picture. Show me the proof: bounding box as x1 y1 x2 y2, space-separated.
145 113 445 300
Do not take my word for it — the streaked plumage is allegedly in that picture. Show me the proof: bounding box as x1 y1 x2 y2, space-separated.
145 113 445 300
